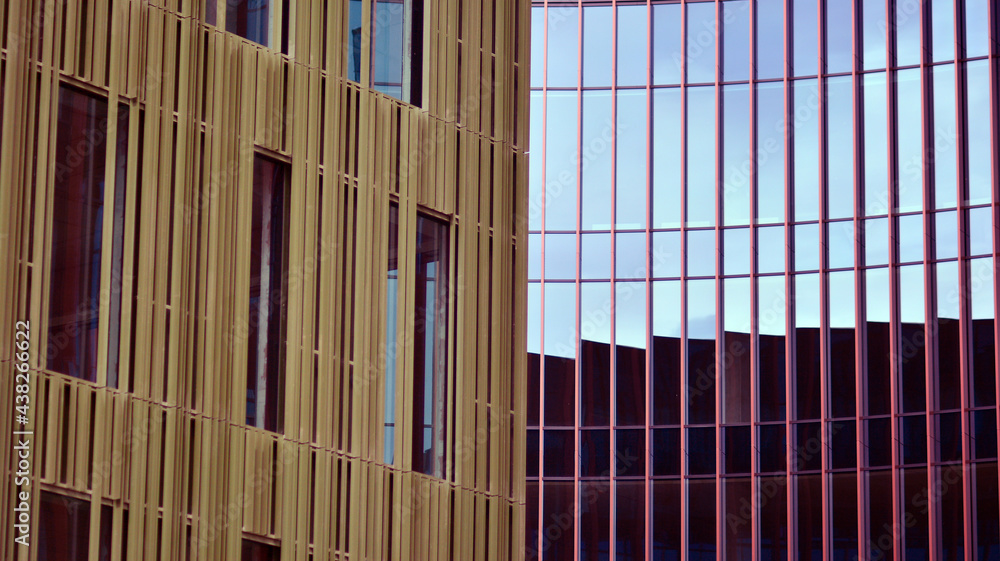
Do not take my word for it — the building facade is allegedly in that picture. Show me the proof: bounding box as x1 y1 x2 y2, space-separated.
527 0 998 559
0 1 528 560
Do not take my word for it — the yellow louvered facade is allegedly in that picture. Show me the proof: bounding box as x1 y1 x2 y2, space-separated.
0 1 528 560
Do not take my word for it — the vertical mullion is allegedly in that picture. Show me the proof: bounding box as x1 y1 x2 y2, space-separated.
782 0 797 553
644 2 654 561
610 3 619 560
748 0 761 558
537 3 549 556
990 0 1000 550
574 3 583 561
678 0 690 558
714 1 725 558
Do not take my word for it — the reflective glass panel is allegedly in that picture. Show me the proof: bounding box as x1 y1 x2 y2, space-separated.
688 229 717 278
545 282 577 358
758 226 786 275
546 233 578 280
618 5 648 86
547 7 579 87
931 0 954 62
827 220 855 269
546 91 579 231
687 2 717 84
862 0 887 69
617 233 648 280
864 217 889 266
966 60 991 205
653 88 682 228
965 0 990 56
583 6 613 87
895 0 921 67
687 86 717 227
756 0 785 79
652 3 683 85
793 79 820 222
617 282 647 349
529 91 544 231
617 90 649 229
792 0 818 76
935 210 958 260
652 231 682 278
756 82 786 224
933 65 958 209
724 227 751 276
723 84 752 226
969 207 992 257
794 223 820 272
722 0 751 82
896 68 923 212
897 214 924 263
826 76 855 220
863 73 889 216
582 91 615 230
582 232 612 281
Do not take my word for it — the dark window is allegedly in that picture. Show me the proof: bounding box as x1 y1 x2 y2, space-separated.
939 466 965 558
866 322 892 415
723 332 752 424
724 425 751 474
526 429 539 477
901 415 927 464
794 422 822 472
227 0 286 51
758 334 786 422
831 473 858 560
527 353 541 426
542 482 574 561
688 480 716 560
758 424 786 473
866 417 892 467
974 409 998 460
652 335 681 425
975 463 1000 556
936 412 962 463
868 470 894 561
581 340 611 426
830 420 857 469
48 86 111 382
616 345 645 426
652 427 680 476
936 318 961 410
526 482 540 560
973 319 996 407
615 429 644 477
688 427 715 475
543 429 574 477
758 477 787 560
616 481 645 561
902 468 929 556
580 429 610 477
797 475 822 561
580 479 610 561
687 338 716 425
652 480 681 560
246 155 289 433
411 214 450 477
829 328 855 418
349 0 424 105
38 492 91 561
242 538 279 561
795 328 821 420
724 478 752 561
384 204 400 463
544 354 575 427
900 323 927 413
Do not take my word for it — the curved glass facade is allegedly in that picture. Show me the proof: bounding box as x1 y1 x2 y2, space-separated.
527 0 999 559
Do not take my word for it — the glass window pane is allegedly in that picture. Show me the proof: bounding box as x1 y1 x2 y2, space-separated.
898 214 924 263
689 481 717 557
615 431 645 476
828 220 855 269
547 7 579 87
616 282 647 349
581 337 612 426
688 427 716 474
228 0 270 47
756 0 785 79
653 281 682 425
724 480 752 560
863 73 889 216
797 475 823 559
581 282 612 346
826 76 855 220
725 277 752 334
722 1 751 81
653 88 682 228
617 233 648 280
760 425 787 472
866 268 892 415
529 233 542 280
933 65 957 210
372 0 408 98
969 207 992 257
49 87 109 382
546 354 576 427
825 0 853 73
617 90 648 228
896 68 923 212
582 91 614 230
687 229 717 278
935 210 958 260
582 233 612 280
652 481 682 556
412 214 450 476
580 478 611 561
756 82 785 224
965 0 990 56
900 265 926 413
545 282 578 358
895 0 921 67
652 428 680 475
616 343 647 427
793 79 820 222
794 223 820 272
247 155 289 433
38 492 91 561
528 283 542 354
862 0 887 69
687 2 718 83
936 261 961 410
242 539 280 561
966 60 991 205
583 6 613 87
829 272 856 418
385 205 400 463
864 217 889 266
546 91 579 231
688 279 717 425
543 430 575 476
618 5 648 86
759 274 787 336
652 231 681 278
723 84 752 226
546 233 578 280
348 0 363 81
530 7 545 87
759 476 789 556
581 429 610 476
792 0 819 76
758 226 786 275
724 227 751 276
543 482 574 561
652 3 683 85
687 86 716 227
931 0 954 61
529 92 544 231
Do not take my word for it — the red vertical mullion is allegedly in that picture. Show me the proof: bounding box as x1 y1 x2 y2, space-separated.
782 0 797 557
714 1 725 558
609 3 619 561
815 0 833 558
678 0 690 559
748 0 762 559
574 2 584 561
538 3 549 557
850 0 869 557
921 0 945 557
991 0 1000 549
644 2 653 561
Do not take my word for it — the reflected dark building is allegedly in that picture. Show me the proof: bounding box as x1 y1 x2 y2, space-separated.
527 0 999 559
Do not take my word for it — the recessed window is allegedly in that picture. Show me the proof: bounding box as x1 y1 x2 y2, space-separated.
348 0 424 105
38 492 114 561
246 155 290 433
49 86 127 386
411 213 450 477
242 538 280 561
226 0 288 52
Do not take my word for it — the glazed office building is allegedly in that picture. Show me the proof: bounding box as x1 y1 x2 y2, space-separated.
527 0 999 559
0 0 529 560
